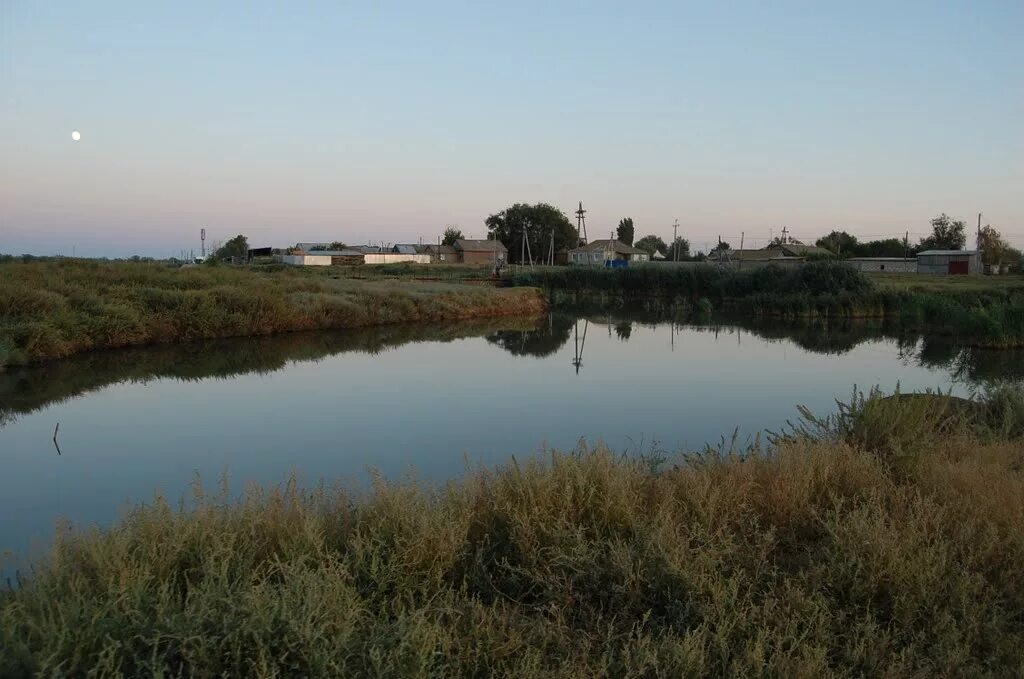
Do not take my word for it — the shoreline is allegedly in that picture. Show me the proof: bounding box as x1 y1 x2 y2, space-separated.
2 387 1022 675
0 260 548 368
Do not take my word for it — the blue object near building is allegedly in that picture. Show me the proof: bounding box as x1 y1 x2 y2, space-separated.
605 259 628 269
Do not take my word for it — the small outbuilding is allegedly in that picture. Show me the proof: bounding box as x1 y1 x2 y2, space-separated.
916 250 980 276
454 239 508 264
424 244 458 263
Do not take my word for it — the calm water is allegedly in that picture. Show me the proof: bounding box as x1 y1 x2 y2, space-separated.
2 312 1022 565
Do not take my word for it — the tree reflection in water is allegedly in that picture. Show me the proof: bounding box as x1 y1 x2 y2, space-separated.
3 311 1022 427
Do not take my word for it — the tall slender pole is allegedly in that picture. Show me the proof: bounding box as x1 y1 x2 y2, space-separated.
672 219 679 262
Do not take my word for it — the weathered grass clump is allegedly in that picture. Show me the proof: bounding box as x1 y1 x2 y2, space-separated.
0 259 547 367
2 388 1023 676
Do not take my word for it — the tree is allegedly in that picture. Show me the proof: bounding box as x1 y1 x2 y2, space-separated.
213 234 248 261
441 226 464 247
666 237 690 261
616 218 635 246
485 203 577 264
919 214 966 251
711 241 731 252
816 231 859 257
634 235 667 257
978 224 1009 266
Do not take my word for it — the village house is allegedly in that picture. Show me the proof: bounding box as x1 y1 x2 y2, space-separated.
454 239 508 264
423 244 458 263
568 240 650 265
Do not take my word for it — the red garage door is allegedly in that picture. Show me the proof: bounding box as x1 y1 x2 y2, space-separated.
948 260 969 275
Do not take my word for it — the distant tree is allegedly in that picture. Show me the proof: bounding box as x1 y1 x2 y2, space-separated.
665 237 690 261
711 241 731 252
769 235 803 248
816 231 858 257
919 214 966 251
485 203 576 264
614 322 632 341
861 238 912 258
441 226 464 247
634 235 667 257
328 241 346 250
213 235 249 261
1004 247 1023 272
978 224 1009 266
616 218 635 246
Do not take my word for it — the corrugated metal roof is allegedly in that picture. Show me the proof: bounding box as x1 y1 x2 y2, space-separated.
917 250 978 256
297 249 364 257
392 244 419 255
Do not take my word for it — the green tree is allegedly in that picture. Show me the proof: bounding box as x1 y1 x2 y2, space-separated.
861 238 912 258
978 224 1009 266
919 214 966 251
711 241 731 252
816 231 858 257
616 218 635 246
634 235 667 257
441 226 464 247
485 203 576 264
213 235 249 261
666 237 690 261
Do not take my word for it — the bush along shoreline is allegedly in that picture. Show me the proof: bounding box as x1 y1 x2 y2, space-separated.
1 386 1023 676
510 263 1024 348
0 259 548 368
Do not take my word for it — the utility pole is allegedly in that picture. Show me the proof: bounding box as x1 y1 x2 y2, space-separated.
201 228 206 258
672 219 679 262
904 230 910 260
575 202 588 245
739 232 745 272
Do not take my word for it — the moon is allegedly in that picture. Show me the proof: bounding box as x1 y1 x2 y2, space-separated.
71 130 81 141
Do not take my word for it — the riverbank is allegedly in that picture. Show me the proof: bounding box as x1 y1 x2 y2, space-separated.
0 260 547 368
510 263 1024 347
2 387 1022 676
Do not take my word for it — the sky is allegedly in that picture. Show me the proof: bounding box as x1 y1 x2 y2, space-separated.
2 1 1022 257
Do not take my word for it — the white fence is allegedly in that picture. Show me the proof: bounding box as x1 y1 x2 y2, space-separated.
363 254 432 265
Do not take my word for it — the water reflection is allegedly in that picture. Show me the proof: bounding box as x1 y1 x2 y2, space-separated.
2 312 1023 429
0 317 542 428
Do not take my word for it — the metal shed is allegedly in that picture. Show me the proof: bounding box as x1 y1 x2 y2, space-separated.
916 250 980 276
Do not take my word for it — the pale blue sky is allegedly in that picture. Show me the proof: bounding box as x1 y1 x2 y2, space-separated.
2 1 1021 256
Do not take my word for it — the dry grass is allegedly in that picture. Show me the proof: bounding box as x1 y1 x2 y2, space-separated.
2 389 1023 676
0 259 546 367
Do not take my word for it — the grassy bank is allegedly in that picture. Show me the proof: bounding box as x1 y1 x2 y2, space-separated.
2 388 1023 676
0 260 547 368
510 263 1024 347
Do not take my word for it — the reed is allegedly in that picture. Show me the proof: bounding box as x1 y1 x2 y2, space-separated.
2 387 1023 676
0 259 547 367
512 263 1024 347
